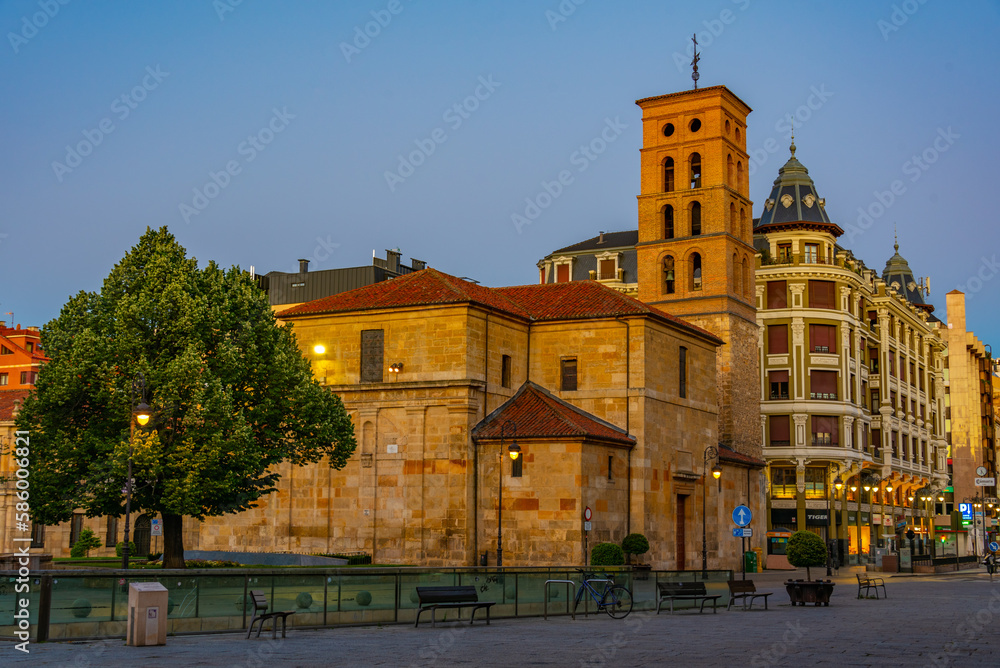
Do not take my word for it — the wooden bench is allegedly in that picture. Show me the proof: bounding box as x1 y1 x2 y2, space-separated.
857 573 887 599
246 590 295 639
727 579 772 610
655 582 721 614
415 586 496 627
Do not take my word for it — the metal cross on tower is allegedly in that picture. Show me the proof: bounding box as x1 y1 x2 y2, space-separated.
690 33 700 89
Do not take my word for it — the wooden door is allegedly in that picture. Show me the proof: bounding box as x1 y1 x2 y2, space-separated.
675 495 687 571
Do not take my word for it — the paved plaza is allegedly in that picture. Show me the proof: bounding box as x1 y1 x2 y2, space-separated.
5 567 1000 667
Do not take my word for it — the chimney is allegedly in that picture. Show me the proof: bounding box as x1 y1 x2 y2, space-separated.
411 258 426 271
598 231 605 244
298 259 309 273
386 249 401 273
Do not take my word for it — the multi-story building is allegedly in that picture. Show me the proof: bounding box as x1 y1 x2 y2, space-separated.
942 290 997 555
754 142 948 564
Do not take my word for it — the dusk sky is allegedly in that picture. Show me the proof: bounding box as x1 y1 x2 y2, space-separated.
3 1 999 344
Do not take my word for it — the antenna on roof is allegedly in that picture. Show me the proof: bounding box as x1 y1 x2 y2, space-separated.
690 33 700 89
5 312 11 328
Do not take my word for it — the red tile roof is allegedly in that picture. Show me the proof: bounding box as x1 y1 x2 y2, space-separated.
0 389 31 422
278 268 721 344
472 382 635 447
718 444 766 468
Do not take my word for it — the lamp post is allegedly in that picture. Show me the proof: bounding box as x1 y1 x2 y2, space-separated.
496 421 520 568
827 471 843 576
851 481 860 563
702 446 721 578
885 481 894 551
861 471 881 563
123 373 151 571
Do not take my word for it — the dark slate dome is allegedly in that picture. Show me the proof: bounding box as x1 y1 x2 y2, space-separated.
754 141 843 236
882 238 935 316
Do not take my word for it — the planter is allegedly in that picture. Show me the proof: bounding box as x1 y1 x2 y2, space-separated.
784 579 835 606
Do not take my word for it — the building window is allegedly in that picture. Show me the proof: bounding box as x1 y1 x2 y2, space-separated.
598 258 617 280
664 157 675 192
679 346 687 398
769 371 789 400
768 325 789 355
861 380 869 409
690 202 702 236
0 345 11 355
664 205 674 239
0 373 6 386
20 371 37 385
890 390 897 409
766 281 787 309
850 374 856 404
512 455 523 478
663 256 675 294
811 415 839 446
501 355 511 389
727 154 734 184
556 263 571 283
736 160 744 191
810 370 838 400
106 516 118 547
608 455 614 481
31 523 45 548
690 254 702 291
869 347 879 373
689 152 701 189
871 388 880 408
742 257 750 299
804 468 826 499
69 513 84 548
771 467 796 498
733 253 740 295
769 415 790 446
776 243 792 263
809 324 837 353
871 429 881 456
360 329 384 383
891 431 899 457
561 358 578 391
808 280 836 309
804 243 819 264
909 362 916 386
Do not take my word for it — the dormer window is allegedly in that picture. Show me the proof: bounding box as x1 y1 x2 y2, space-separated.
595 252 621 281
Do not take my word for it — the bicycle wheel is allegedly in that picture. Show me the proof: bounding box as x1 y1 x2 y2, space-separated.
601 586 633 619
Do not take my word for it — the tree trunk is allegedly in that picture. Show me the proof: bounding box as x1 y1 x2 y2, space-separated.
162 513 186 569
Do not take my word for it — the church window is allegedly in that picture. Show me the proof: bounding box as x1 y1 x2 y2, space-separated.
663 123 674 137
690 202 702 236
561 358 577 391
733 253 740 295
690 253 702 291
727 154 734 184
663 256 675 294
730 203 736 233
689 118 701 132
664 157 675 192
513 455 523 478
736 160 744 191
31 523 45 548
679 346 687 398
360 329 384 383
664 205 674 238
689 153 701 189
501 355 511 389
742 256 750 298
106 516 118 547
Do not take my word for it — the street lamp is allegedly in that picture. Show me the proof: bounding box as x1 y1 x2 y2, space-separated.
828 472 843 576
702 446 721 578
860 470 881 562
497 421 519 568
123 372 149 571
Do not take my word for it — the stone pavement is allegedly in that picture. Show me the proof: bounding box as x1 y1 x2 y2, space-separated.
5 567 1000 667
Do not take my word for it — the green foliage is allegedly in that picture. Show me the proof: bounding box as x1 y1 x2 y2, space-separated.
786 530 827 580
70 528 102 558
621 533 650 563
591 542 625 566
115 541 137 558
183 559 241 568
16 228 357 568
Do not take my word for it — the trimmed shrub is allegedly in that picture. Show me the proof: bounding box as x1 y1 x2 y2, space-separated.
621 533 650 564
786 530 827 580
71 528 102 558
591 542 625 566
115 541 136 558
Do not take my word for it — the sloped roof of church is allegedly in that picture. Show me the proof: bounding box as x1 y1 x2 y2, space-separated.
279 268 722 344
472 381 636 447
754 141 843 236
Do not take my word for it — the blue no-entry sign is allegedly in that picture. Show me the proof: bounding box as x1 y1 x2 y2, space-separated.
732 505 752 527
989 541 999 553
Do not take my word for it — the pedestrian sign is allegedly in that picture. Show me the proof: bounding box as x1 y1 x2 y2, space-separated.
989 542 999 553
732 505 752 527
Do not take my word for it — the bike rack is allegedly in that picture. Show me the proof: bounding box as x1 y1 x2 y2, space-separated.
544 579 576 620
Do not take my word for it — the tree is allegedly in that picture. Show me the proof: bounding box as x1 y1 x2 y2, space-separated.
621 533 650 565
70 528 101 558
17 227 357 569
785 530 827 580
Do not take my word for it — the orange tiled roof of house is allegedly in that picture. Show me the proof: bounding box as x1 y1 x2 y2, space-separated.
472 382 635 446
0 389 31 422
278 268 721 344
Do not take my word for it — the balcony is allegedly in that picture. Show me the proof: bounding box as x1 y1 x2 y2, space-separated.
810 392 838 400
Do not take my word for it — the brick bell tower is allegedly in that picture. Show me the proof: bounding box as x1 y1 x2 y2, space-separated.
635 85 760 457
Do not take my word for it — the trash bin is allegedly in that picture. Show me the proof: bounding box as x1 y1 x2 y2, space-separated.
752 547 764 571
127 582 168 647
744 550 758 574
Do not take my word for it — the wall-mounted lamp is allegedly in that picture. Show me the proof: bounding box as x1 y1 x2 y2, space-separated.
313 344 326 355
388 363 404 373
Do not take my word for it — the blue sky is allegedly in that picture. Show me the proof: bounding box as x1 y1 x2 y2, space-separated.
2 0 1000 343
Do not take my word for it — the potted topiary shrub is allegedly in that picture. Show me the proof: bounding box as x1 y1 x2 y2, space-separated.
621 533 651 579
784 530 835 606
591 542 625 567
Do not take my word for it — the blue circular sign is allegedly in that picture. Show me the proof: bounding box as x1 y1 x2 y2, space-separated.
732 505 752 527
989 541 999 553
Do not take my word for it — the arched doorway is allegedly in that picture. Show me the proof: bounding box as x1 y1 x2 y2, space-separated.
133 515 151 557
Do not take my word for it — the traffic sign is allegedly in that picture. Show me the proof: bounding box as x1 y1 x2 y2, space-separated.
989 542 999 553
150 519 162 537
584 521 592 532
975 477 996 487
732 505 752 527
584 506 592 521
732 528 753 538
977 466 988 477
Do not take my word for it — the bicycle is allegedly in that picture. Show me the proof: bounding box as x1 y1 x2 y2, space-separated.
573 570 633 619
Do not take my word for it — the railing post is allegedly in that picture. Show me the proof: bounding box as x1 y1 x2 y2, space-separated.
242 576 248 630
35 574 52 643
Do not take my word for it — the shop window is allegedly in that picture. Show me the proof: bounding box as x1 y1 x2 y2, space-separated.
771 467 796 498
804 468 826 499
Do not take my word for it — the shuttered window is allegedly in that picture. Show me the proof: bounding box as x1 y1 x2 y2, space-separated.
810 370 838 399
769 370 789 400
768 325 788 354
809 280 836 309
766 281 787 309
809 324 837 353
812 416 839 445
556 264 570 283
769 415 790 446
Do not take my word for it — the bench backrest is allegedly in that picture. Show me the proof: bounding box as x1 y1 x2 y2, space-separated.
416 586 479 604
657 581 708 596
250 590 269 613
728 580 757 594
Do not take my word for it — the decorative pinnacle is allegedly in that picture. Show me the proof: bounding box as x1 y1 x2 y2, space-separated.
789 117 796 156
894 224 899 253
